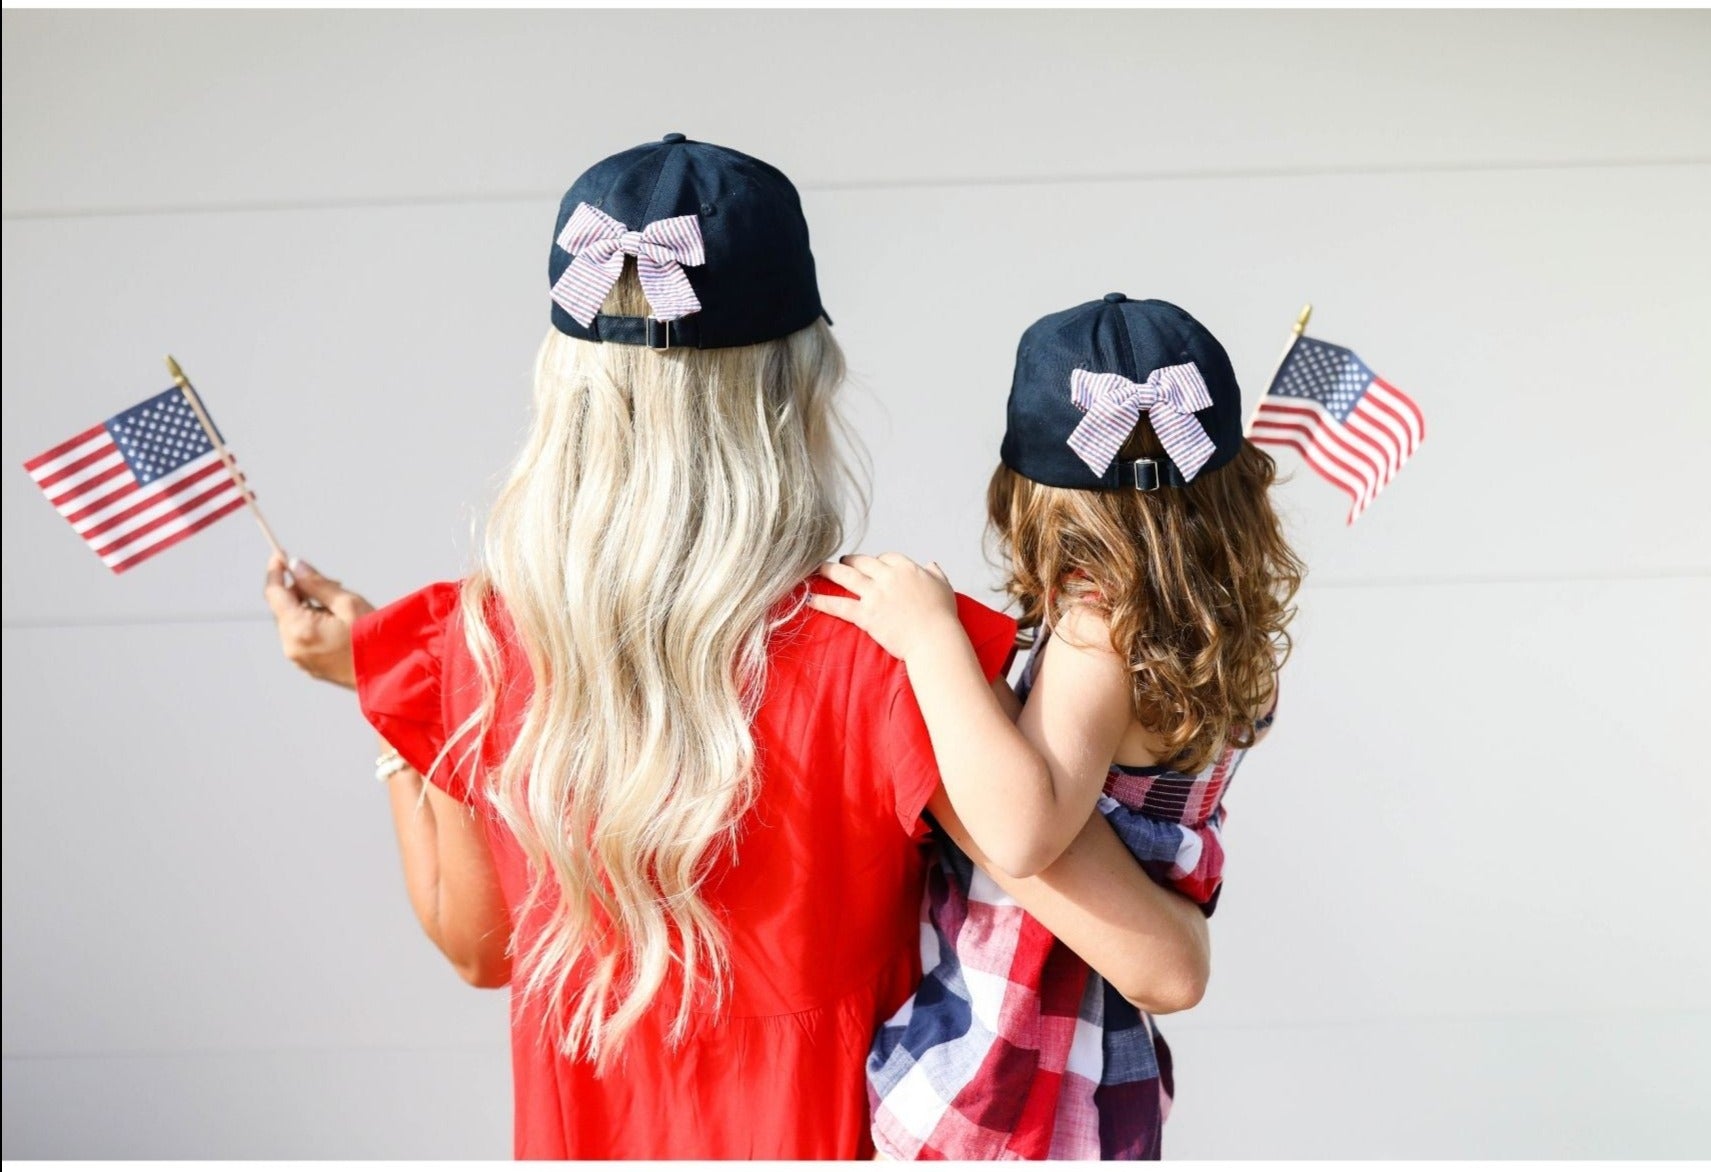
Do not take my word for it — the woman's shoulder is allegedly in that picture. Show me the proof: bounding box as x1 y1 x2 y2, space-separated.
789 575 1017 679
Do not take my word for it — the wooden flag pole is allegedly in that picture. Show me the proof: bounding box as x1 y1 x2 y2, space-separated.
1244 303 1313 437
163 355 287 560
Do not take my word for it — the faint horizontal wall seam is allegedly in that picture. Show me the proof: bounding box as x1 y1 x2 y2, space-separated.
0 1040 505 1064
5 1004 1707 1064
3 157 1708 223
4 567 1707 632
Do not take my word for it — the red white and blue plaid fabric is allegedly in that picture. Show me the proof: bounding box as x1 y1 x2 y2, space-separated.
551 202 706 327
1068 364 1216 481
867 639 1275 1160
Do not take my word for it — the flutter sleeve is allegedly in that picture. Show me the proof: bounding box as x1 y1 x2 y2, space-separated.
351 580 466 797
884 594 1020 835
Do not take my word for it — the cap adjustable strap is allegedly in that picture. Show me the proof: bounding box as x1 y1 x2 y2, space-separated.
587 313 703 350
1114 457 1190 492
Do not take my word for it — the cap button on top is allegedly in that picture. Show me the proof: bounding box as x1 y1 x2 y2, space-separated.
1103 292 1127 304
661 132 687 144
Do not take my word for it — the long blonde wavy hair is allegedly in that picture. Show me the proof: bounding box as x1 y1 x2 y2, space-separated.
988 423 1305 775
454 269 855 1068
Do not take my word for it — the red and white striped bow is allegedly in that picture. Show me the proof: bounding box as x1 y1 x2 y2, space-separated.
551 202 706 328
1068 363 1217 481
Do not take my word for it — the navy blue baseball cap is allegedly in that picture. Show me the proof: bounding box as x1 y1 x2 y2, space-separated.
547 133 828 350
999 294 1245 491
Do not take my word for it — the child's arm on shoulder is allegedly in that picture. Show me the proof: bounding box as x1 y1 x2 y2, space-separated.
1012 601 1137 831
811 554 1126 878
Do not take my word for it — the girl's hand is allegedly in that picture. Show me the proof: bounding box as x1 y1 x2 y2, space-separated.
263 554 375 689
810 553 961 662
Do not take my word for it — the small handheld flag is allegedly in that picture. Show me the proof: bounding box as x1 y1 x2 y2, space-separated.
1247 308 1426 524
22 359 283 573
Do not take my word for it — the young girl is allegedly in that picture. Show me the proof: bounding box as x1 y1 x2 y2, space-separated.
812 295 1305 1159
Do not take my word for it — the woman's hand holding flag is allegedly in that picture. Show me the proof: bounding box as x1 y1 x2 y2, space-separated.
263 555 373 689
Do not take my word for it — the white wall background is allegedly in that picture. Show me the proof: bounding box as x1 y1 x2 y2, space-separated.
3 9 1709 1159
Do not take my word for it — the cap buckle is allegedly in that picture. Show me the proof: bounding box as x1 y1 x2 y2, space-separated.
645 317 672 352
1126 458 1160 492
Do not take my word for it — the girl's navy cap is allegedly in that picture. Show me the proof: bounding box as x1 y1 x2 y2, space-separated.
548 134 828 350
999 295 1245 491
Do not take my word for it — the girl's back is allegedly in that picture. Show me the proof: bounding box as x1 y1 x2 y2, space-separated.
866 622 1278 1160
821 296 1304 1159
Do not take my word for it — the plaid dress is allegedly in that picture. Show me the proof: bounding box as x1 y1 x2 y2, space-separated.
867 635 1275 1160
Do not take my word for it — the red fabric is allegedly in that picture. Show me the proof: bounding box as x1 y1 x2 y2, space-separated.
352 576 1016 1159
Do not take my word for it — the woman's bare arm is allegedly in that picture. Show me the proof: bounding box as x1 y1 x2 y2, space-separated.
380 742 512 988
927 777 1211 1015
265 555 511 987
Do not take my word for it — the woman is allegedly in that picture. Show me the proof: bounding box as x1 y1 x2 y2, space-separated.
264 135 1211 1159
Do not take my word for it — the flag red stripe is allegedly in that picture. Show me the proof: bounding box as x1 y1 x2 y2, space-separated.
1259 397 1392 490
1373 376 1426 430
1347 400 1415 484
23 425 106 471
1359 382 1425 454
53 463 133 517
1249 429 1366 518
44 452 129 507
1251 419 1372 507
1297 402 1393 501
34 443 122 493
64 452 222 524
80 460 233 542
91 478 241 559
1253 401 1385 502
1370 378 1427 443
1344 406 1404 484
107 496 246 574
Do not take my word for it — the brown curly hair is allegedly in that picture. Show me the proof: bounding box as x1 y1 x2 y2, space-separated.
987 425 1305 774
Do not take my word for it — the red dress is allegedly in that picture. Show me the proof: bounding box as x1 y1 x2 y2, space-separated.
351 575 1016 1159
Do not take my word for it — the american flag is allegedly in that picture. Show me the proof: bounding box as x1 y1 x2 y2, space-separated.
1251 336 1426 523
23 387 247 573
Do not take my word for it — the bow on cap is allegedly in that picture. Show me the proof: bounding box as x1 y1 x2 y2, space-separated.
551 202 706 328
1067 363 1217 481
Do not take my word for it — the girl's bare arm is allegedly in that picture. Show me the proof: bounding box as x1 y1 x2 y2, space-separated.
927 777 1210 1014
812 556 1125 877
